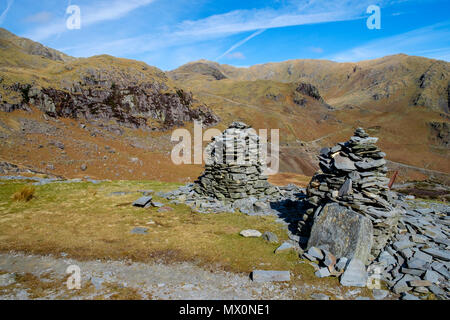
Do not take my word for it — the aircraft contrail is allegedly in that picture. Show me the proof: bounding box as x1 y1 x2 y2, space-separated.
0 0 14 25
216 28 266 61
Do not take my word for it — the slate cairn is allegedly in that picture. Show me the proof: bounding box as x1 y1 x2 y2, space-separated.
193 121 278 201
300 128 400 258
158 122 288 214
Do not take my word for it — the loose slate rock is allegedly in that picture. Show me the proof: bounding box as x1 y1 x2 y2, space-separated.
240 229 262 238
315 267 331 278
132 196 153 207
275 242 295 253
0 273 16 287
340 259 368 287
130 227 148 234
400 292 420 300
307 246 324 260
310 293 330 300
372 289 389 300
251 270 290 282
262 231 279 243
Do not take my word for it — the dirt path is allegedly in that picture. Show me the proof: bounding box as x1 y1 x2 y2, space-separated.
0 252 306 300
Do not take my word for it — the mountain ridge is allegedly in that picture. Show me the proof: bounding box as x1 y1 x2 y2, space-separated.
0 28 448 183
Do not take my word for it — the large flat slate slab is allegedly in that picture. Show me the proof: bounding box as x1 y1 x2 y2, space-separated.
251 270 290 282
132 196 153 207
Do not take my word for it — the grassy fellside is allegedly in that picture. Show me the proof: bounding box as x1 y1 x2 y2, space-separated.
0 179 377 299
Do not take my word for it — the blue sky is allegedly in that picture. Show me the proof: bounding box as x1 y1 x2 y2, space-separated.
1 0 449 70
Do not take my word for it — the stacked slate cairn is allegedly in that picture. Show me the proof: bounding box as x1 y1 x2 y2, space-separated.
193 121 278 201
299 128 400 259
158 122 303 215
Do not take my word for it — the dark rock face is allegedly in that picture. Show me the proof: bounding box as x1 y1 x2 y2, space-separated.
295 82 323 101
307 203 374 265
1 82 219 130
428 121 450 147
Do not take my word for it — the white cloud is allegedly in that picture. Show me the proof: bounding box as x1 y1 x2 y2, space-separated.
24 11 52 24
309 46 324 53
326 22 450 62
23 0 156 41
224 51 246 60
61 0 379 59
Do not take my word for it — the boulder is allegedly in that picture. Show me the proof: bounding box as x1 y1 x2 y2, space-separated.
307 203 373 264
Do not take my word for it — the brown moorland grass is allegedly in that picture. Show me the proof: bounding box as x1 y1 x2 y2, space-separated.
0 179 378 299
11 185 35 202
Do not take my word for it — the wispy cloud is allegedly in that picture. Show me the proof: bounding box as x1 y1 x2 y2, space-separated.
61 0 378 59
224 51 246 60
309 46 324 53
0 0 14 25
23 11 52 24
24 0 156 41
326 21 450 62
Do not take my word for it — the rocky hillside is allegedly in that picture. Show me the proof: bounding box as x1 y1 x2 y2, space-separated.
0 28 448 183
169 58 449 179
170 56 449 113
0 28 218 130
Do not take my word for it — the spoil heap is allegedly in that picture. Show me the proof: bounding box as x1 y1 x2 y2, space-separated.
193 121 278 201
300 128 400 257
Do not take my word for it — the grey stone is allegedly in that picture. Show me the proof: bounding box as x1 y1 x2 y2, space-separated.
132 196 153 207
275 242 295 253
310 293 330 300
372 289 389 300
307 203 373 264
0 273 16 287
302 253 318 262
407 258 429 270
338 178 353 197
393 274 415 294
307 246 324 260
240 229 262 237
336 257 349 271
251 270 290 282
315 268 331 278
429 285 446 296
151 202 165 208
393 239 414 251
333 154 356 171
262 231 278 243
424 270 443 284
340 259 368 287
421 248 450 261
401 292 420 300
130 227 148 234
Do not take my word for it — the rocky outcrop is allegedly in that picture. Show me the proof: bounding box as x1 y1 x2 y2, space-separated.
428 121 450 147
1 82 219 130
295 82 323 102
